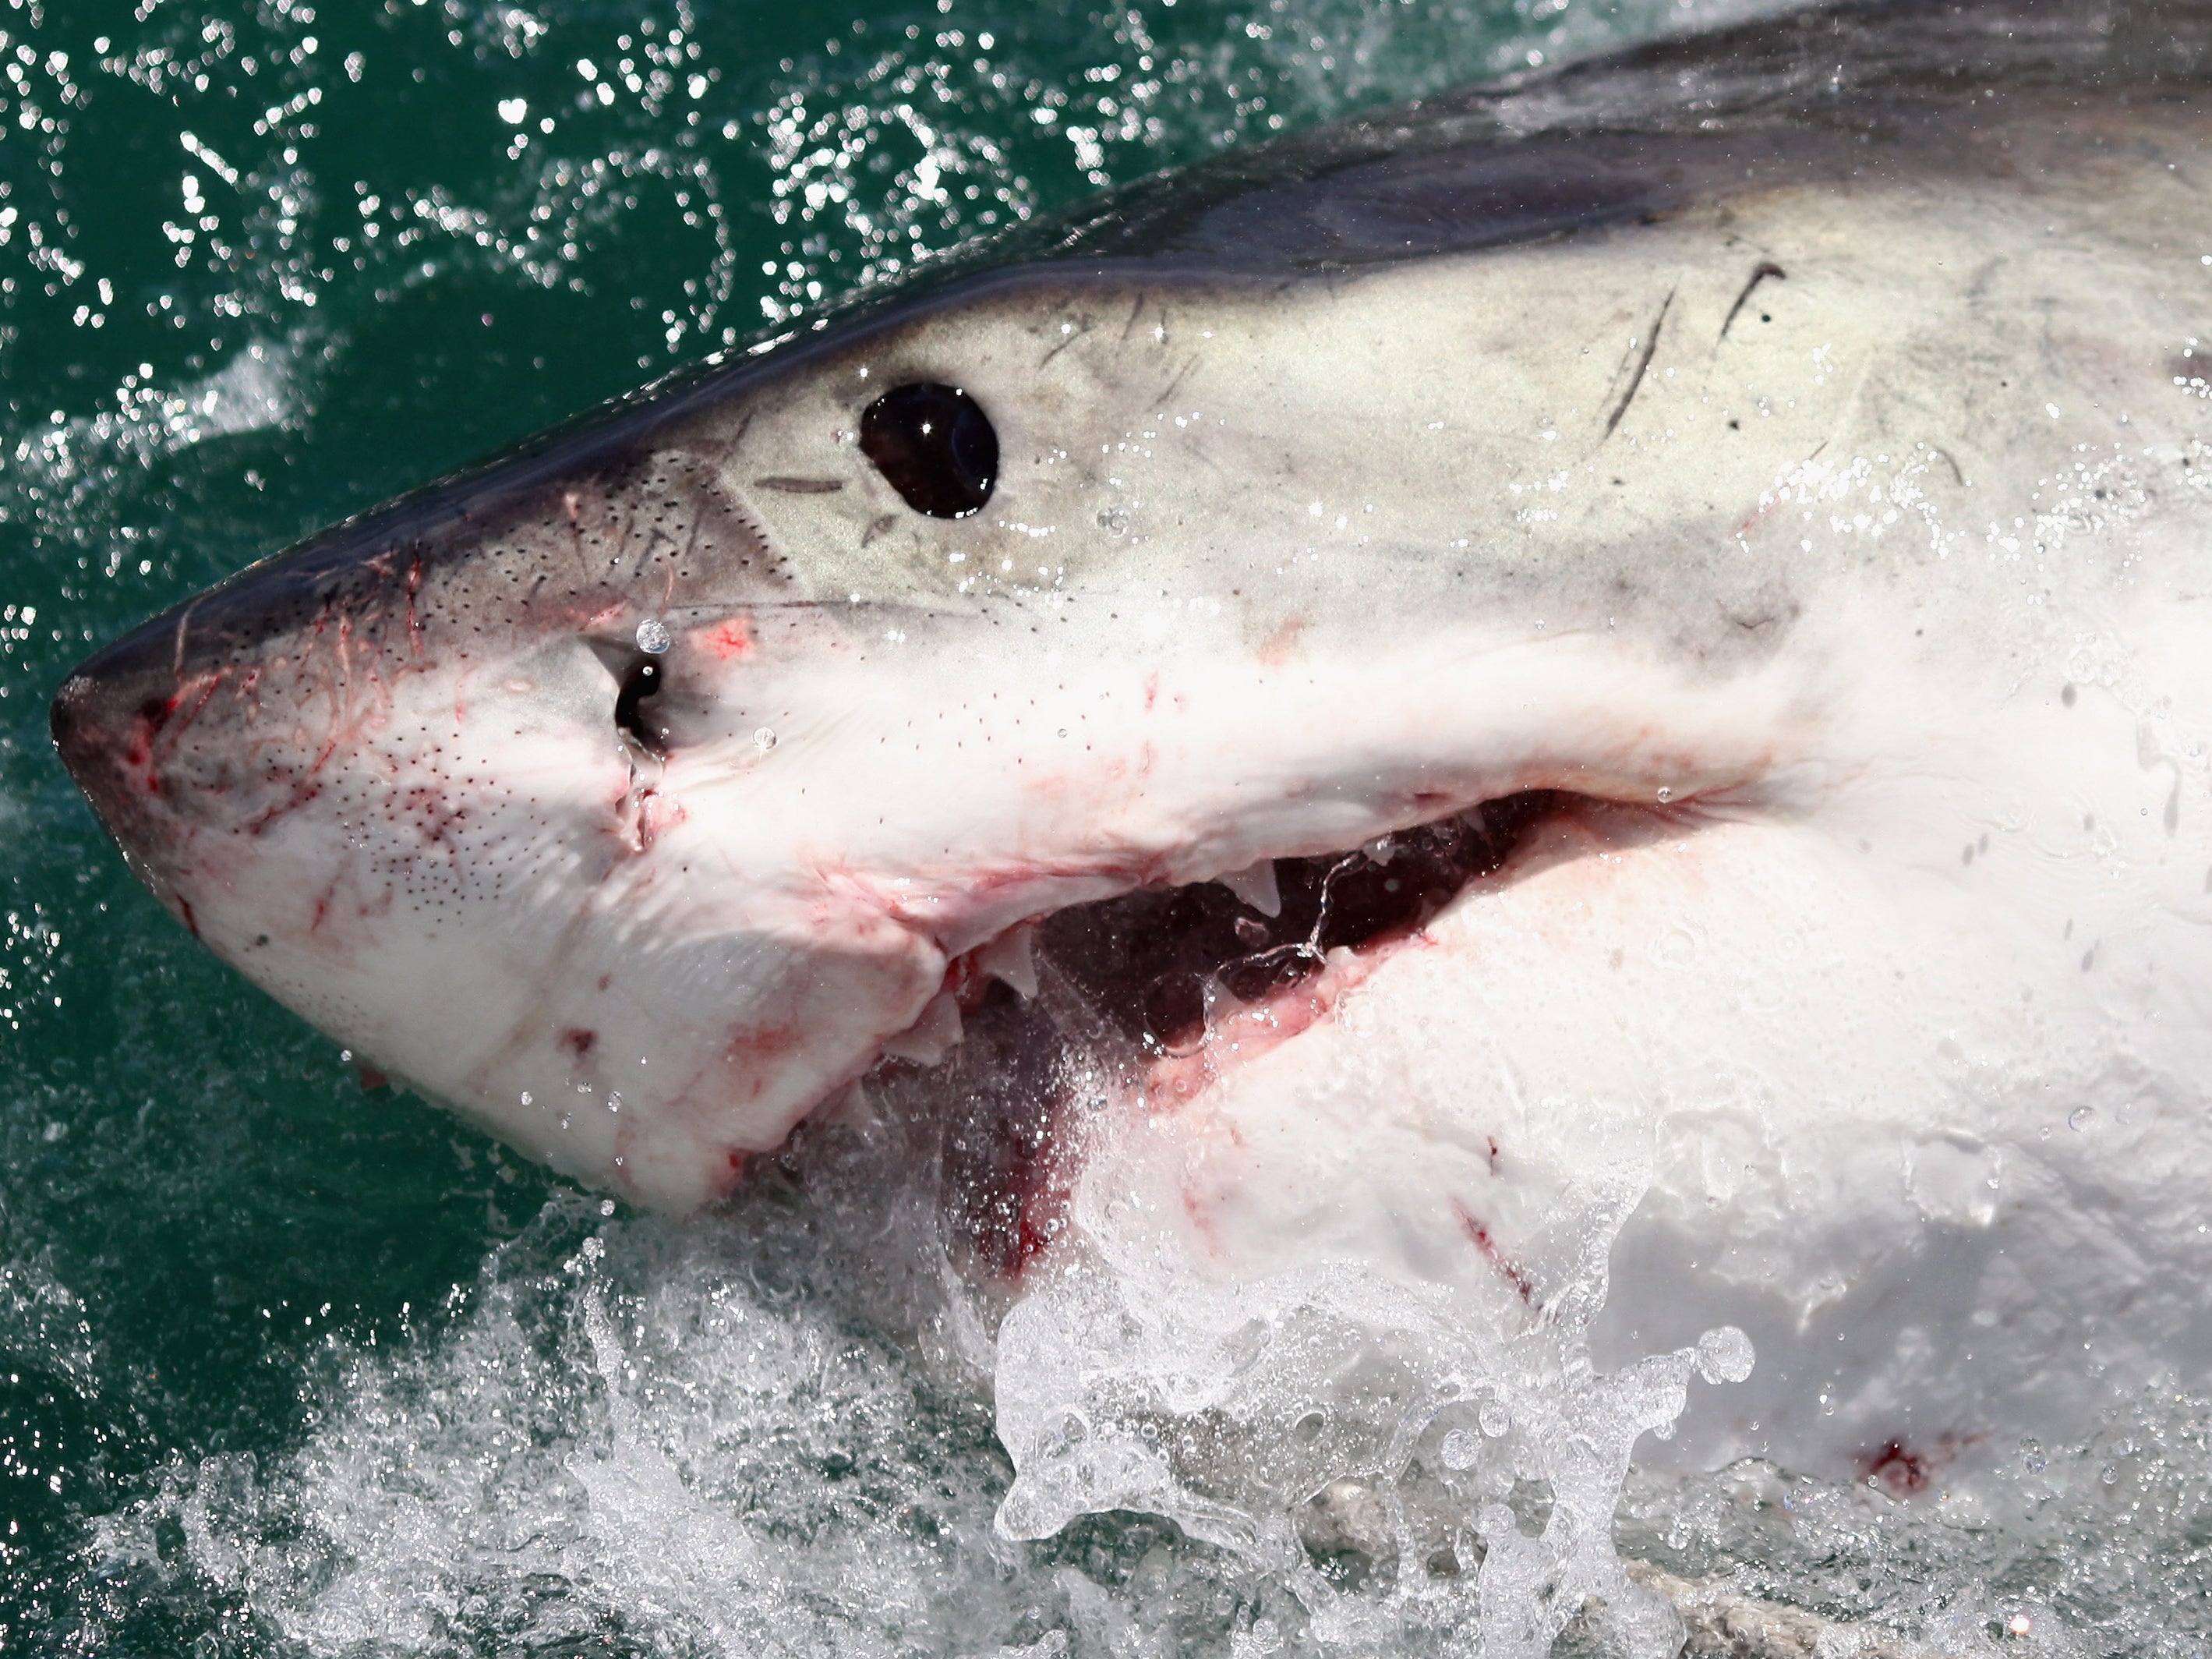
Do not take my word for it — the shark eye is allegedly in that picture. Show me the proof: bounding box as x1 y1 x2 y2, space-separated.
613 656 665 757
859 382 998 518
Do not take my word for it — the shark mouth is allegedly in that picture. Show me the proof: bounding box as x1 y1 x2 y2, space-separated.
881 791 1592 1280
1039 791 1570 1057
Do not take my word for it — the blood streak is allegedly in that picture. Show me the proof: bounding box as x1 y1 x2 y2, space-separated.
1451 1200 1540 1306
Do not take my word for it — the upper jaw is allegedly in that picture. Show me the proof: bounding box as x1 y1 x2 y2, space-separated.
57 566 1807 1211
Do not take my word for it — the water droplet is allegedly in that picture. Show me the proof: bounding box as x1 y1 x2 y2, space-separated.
2069 1105 2095 1131
754 727 778 752
635 617 672 653
1655 786 1673 803
599 1198 616 1217
519 1090 533 1106
2020 1438 2047 1474
1695 1325 1756 1383
1479 1398 1512 1437
1441 1428 1478 1470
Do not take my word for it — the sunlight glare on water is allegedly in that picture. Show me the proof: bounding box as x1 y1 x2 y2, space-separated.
7 0 2211 1654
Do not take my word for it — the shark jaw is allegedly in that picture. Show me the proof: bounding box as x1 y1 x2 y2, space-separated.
47 0 2212 1495
50 571 1797 1215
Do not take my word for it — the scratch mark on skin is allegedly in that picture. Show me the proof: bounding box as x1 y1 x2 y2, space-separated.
170 596 205 678
1119 292 1147 342
1604 288 1676 439
1718 260 1786 343
563 488 592 583
860 513 898 548
405 554 426 658
1037 317 1092 370
753 476 846 493
1153 354 1200 409
662 515 692 612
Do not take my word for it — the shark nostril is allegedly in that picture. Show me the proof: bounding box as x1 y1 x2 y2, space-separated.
613 655 666 757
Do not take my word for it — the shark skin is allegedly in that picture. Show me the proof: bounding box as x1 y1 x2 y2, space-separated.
47 0 2212 1487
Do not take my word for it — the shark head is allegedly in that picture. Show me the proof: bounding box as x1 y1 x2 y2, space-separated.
49 2 2212 1488
49 232 1816 1212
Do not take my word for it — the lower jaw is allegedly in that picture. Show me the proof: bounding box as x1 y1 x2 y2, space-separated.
871 788 1687 1282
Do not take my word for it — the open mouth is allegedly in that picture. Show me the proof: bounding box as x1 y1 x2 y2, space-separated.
1034 791 1574 1058
888 790 1602 1279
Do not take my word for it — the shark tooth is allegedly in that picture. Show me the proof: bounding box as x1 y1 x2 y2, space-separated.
1217 858 1282 918
880 991 963 1066
977 922 1040 999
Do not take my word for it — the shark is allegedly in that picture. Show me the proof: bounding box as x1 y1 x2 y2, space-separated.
48 0 2212 1495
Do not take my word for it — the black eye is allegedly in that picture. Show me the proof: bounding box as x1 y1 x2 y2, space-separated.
860 382 998 518
613 656 664 757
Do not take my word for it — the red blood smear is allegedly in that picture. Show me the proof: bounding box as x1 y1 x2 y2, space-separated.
704 617 754 660
1858 1438 1931 1496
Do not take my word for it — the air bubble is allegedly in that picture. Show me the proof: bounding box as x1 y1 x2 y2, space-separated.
636 617 673 654
2069 1106 2095 1131
1441 1428 1478 1470
754 727 778 752
1479 1398 1512 1437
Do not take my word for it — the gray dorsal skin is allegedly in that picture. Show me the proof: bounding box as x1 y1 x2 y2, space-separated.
47 0 2212 1491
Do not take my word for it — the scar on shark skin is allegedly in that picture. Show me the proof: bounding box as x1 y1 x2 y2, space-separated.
1603 287 1676 438
1718 260 1788 342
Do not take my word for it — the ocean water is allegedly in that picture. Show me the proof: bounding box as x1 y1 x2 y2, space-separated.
9 1 2212 1655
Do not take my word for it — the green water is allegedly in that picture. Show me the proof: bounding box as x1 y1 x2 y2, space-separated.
0 1 1799 1650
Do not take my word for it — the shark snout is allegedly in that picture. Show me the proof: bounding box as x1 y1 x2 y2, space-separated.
50 610 197 858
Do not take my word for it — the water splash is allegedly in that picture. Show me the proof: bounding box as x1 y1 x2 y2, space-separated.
994 1118 1750 1659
